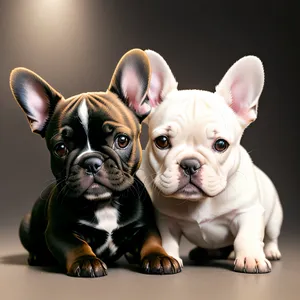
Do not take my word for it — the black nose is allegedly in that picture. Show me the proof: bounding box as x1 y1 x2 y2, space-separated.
82 157 102 174
180 159 201 175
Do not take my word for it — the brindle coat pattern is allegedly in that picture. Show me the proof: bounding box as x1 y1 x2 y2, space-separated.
10 49 181 277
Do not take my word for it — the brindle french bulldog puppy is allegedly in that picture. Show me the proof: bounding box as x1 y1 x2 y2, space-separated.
10 49 181 277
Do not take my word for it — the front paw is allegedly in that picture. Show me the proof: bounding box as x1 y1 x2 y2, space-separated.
234 255 271 274
141 254 182 275
264 243 282 261
67 256 107 277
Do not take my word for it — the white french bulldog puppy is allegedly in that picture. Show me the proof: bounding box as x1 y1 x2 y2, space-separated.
137 50 283 273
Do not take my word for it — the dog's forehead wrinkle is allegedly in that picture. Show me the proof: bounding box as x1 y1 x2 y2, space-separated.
206 124 220 139
157 91 229 126
169 114 188 132
55 96 79 129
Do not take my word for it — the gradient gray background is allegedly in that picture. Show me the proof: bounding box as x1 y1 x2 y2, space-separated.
0 1 299 299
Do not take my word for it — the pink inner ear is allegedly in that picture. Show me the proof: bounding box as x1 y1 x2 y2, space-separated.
121 65 144 112
230 79 249 114
25 81 49 131
148 72 163 107
230 79 256 123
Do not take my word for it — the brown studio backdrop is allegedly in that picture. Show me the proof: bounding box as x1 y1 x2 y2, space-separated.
0 0 299 239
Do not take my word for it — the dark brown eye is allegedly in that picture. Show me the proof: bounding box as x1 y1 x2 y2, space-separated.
213 139 229 152
155 135 171 150
54 143 68 158
116 134 130 149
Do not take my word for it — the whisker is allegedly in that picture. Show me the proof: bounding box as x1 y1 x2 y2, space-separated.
39 177 66 200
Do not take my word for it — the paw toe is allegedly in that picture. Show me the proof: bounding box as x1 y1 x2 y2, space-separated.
141 254 182 275
234 256 271 274
265 249 281 261
68 257 107 277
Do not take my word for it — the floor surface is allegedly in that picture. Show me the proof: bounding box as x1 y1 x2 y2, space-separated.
0 227 299 300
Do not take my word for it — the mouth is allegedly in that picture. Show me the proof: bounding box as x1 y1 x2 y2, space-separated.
177 183 202 194
170 183 207 200
83 183 112 201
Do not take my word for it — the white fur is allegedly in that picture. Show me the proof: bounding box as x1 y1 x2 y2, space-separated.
77 99 92 157
138 52 283 273
78 99 89 134
79 206 119 255
77 99 111 201
84 192 112 200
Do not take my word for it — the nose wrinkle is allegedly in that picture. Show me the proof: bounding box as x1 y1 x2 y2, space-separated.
176 147 204 165
65 149 82 178
100 145 123 171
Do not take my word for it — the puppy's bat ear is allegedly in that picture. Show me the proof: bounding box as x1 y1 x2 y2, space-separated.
108 49 152 122
10 68 63 137
145 49 178 108
215 56 264 128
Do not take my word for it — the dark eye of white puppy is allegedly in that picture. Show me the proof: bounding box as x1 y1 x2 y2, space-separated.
154 135 171 150
213 139 229 153
54 142 69 158
115 134 130 149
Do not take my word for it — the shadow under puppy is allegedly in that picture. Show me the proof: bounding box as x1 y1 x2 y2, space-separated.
10 49 181 277
138 50 283 273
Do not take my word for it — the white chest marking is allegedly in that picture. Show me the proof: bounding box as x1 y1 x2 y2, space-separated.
94 207 119 232
79 207 119 255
